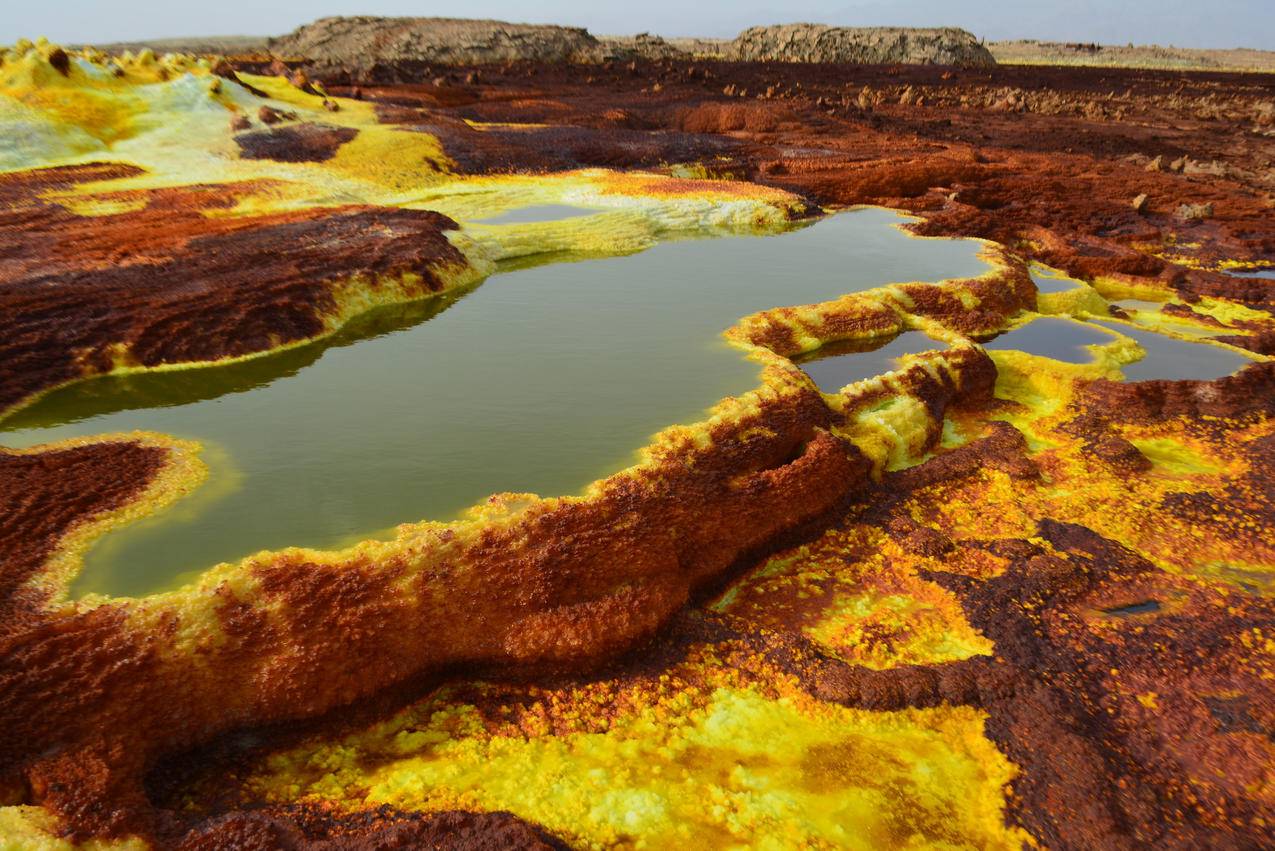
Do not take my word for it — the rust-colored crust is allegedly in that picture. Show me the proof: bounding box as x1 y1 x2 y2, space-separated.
0 164 468 417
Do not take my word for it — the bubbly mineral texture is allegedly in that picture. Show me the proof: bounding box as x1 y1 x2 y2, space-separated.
1 34 1273 850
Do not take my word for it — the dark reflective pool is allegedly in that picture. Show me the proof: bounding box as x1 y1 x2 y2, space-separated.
983 317 1118 363
1112 299 1165 314
1030 265 1085 294
1 208 990 597
1090 320 1255 381
798 332 945 392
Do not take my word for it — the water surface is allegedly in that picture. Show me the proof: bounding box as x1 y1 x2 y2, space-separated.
475 205 603 225
798 332 945 392
984 318 1118 363
1 209 989 597
1030 265 1085 294
1089 320 1254 381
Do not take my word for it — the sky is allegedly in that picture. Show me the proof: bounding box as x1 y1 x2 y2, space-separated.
3 1 1273 50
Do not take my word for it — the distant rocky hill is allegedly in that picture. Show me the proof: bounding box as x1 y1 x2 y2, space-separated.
77 35 269 56
990 39 1275 73
265 17 994 72
725 25 995 66
267 16 602 67
72 19 1275 75
79 18 1003 73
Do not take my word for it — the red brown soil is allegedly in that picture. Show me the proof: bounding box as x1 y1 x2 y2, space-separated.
2 59 1274 847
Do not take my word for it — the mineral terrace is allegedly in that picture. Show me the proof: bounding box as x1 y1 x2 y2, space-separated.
0 16 1273 850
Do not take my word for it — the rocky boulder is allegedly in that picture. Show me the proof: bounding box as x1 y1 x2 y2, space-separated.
729 24 995 66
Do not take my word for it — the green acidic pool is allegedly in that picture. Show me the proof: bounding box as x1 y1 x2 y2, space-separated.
1 208 990 597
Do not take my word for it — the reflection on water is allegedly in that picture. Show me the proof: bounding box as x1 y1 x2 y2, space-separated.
1 208 990 597
1089 320 1254 381
1112 299 1165 314
983 317 1118 363
984 315 1255 380
1030 264 1085 294
474 205 603 225
798 332 945 392
1227 268 1275 280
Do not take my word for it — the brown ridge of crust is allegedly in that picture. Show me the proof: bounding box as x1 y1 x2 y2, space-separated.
0 162 145 208
0 381 864 839
173 805 569 850
1213 329 1275 355
0 441 166 627
731 249 1033 358
1080 360 1275 421
0 166 467 416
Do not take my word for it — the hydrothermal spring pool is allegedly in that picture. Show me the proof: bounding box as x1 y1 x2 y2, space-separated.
2 209 991 597
798 332 946 392
5 207 1257 597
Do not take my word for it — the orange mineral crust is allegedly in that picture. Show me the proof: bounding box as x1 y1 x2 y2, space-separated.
1 44 1273 849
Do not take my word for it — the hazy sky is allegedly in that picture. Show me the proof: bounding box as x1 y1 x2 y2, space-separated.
3 1 1273 50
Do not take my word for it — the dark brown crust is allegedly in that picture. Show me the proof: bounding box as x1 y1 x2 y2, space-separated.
174 806 568 850
0 441 165 626
234 123 359 162
1081 361 1275 421
0 165 466 415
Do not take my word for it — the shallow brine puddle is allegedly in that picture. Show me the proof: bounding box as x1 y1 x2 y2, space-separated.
1030 264 1085 294
798 332 946 392
986 316 1255 380
1089 319 1254 381
473 204 604 225
2 208 989 597
984 317 1118 363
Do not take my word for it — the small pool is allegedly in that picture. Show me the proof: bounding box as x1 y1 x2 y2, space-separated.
474 205 604 225
1111 299 1166 314
1031 264 1086 294
1089 320 1255 381
983 317 1118 364
1227 268 1275 280
798 332 945 392
1 208 991 597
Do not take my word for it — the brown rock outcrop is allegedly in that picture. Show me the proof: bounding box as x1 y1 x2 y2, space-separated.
729 24 996 66
268 16 601 69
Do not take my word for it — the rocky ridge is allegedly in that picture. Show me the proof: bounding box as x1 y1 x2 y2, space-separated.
722 24 995 66
267 16 602 68
264 17 995 72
